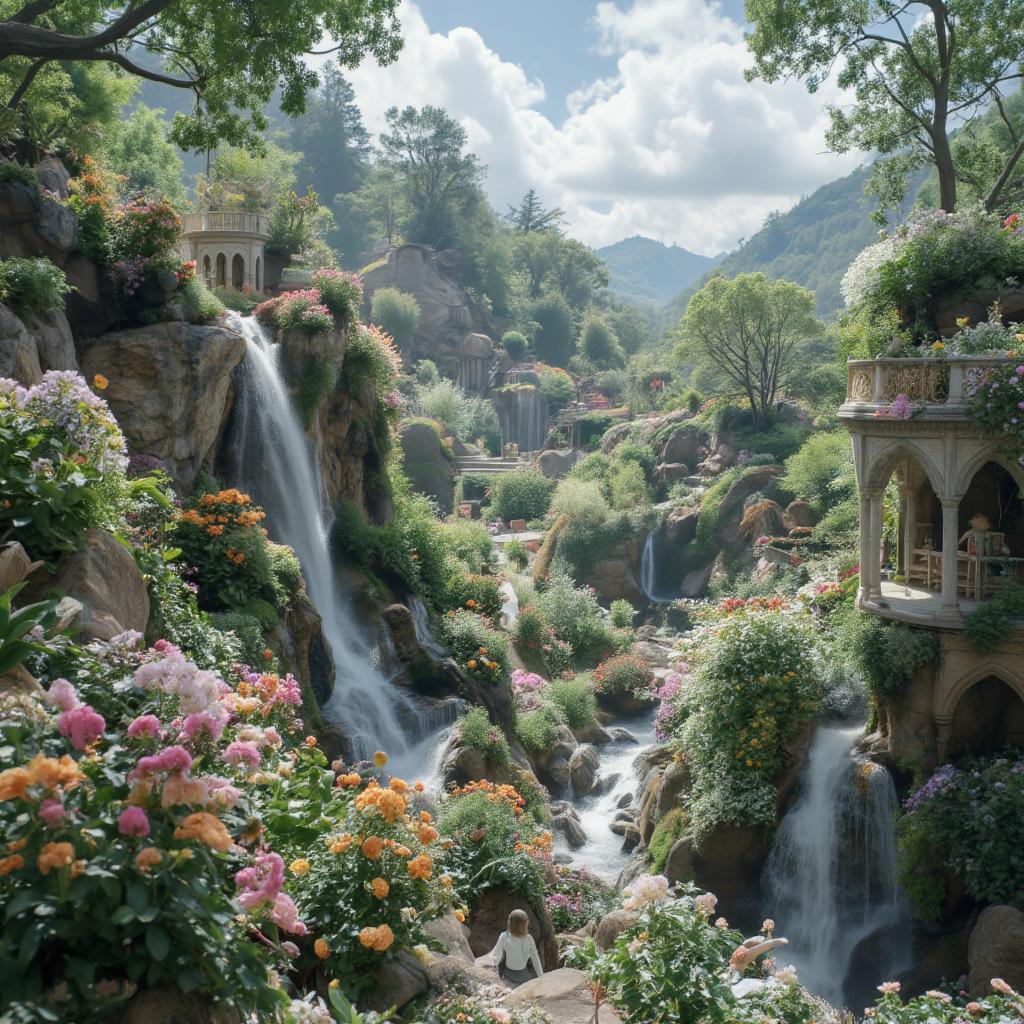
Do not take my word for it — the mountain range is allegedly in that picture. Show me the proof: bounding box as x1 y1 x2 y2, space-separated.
597 236 722 306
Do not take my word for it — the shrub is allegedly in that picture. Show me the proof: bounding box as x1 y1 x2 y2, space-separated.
440 519 494 574
490 469 554 523
370 286 421 346
439 609 509 684
607 460 649 510
414 358 439 385
516 698 565 756
447 572 504 619
535 362 574 406
528 293 574 367
898 753 1024 919
275 289 334 334
457 707 511 769
296 354 337 427
545 865 617 932
580 313 625 369
781 430 856 515
512 603 574 677
311 267 361 323
596 369 628 401
592 653 654 704
340 323 403 402
609 599 636 629
67 157 116 264
0 257 69 319
504 537 529 569
501 330 528 361
870 987 1023 1024
534 573 622 666
209 611 266 667
211 287 265 314
180 278 225 324
648 808 685 873
547 675 598 732
550 477 610 525
107 196 182 264
0 161 38 188
684 388 703 413
613 441 655 476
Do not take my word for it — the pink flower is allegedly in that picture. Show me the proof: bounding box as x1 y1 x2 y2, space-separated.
271 892 307 935
117 806 150 838
877 981 901 994
263 726 282 748
205 777 242 809
39 798 65 826
181 711 224 743
57 704 105 750
45 678 79 712
223 741 260 768
134 744 193 778
126 714 161 739
236 851 285 911
281 941 300 958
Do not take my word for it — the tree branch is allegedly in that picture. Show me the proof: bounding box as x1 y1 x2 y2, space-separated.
986 134 1024 213
7 0 62 25
6 55 48 107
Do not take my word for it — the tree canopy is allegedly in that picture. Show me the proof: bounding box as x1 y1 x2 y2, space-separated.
745 0 1024 215
677 272 820 428
0 0 402 151
102 103 184 201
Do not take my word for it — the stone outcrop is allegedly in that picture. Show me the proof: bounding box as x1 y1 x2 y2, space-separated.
279 591 335 705
79 321 246 491
585 535 646 607
594 908 638 951
400 419 457 514
569 744 600 796
0 302 42 385
506 968 620 1024
424 912 476 964
536 448 576 480
712 465 784 548
968 905 1024 996
362 951 430 1012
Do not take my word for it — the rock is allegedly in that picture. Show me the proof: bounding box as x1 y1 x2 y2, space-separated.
381 603 421 662
26 311 76 372
616 791 634 809
660 426 703 467
362 950 430 1012
609 727 638 745
281 590 334 705
595 909 639 951
427 953 509 994
553 852 573 865
0 302 42 385
118 986 238 1024
665 506 699 546
400 419 457 514
688 825 770 912
34 156 71 199
665 836 694 883
713 465 784 548
442 740 489 787
572 720 612 745
585 534 647 607
785 500 816 529
507 968 621 1023
631 638 672 670
739 499 787 542
968 905 1024 996
551 804 587 849
680 559 716 599
0 542 43 591
609 820 628 836
593 772 621 795
569 745 599 796
33 529 149 642
467 885 558 970
79 322 246 491
620 823 641 852
656 759 690 817
424 912 475 964
656 462 690 485
537 448 576 480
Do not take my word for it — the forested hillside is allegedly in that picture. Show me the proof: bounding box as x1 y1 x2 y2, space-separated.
597 235 721 305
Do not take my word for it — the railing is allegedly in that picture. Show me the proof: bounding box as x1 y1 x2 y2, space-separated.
843 356 1017 412
181 211 270 236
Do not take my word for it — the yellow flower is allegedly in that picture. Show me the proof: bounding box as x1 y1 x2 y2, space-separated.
956 317 970 328
328 980 340 990
373 751 388 768
932 341 945 351
92 373 109 390
454 908 465 923
289 858 310 876
314 938 330 959
467 659 477 670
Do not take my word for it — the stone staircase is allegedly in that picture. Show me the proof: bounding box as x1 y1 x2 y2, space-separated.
454 455 530 475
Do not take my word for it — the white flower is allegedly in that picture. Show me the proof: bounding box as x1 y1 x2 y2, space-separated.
772 965 799 988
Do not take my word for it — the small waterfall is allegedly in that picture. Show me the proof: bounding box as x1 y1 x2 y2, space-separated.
228 315 421 761
640 533 658 601
762 723 911 1006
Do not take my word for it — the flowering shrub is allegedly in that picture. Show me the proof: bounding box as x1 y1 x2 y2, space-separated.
175 488 300 618
870 979 1024 1024
438 609 509 684
340 324 404 402
653 671 685 742
106 196 189 298
66 157 118 263
511 604 574 677
897 753 1024 919
966 358 1024 453
676 605 821 843
275 290 334 335
0 372 128 558
456 707 512 771
515 699 565 757
873 393 917 420
592 653 655 706
311 268 362 323
544 865 616 931
447 572 505 619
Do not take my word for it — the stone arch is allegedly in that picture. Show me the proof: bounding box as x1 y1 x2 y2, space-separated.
864 440 945 498
937 667 1024 758
255 256 262 293
215 252 227 289
935 660 1024 722
954 446 1024 498
231 253 244 290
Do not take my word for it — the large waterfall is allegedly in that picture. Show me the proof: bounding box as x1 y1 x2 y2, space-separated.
762 724 911 1007
229 315 429 767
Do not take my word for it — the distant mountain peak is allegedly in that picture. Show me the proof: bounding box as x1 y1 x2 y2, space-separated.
598 236 722 306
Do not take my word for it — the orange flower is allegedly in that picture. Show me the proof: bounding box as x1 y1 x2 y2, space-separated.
135 847 163 872
173 812 232 852
92 374 109 391
305 736 318 748
370 877 390 899
37 841 74 875
206 525 225 537
25 753 85 792
418 824 439 845
392 844 412 858
314 938 330 959
0 767 31 801
328 834 353 854
388 777 409 795
362 836 384 860
407 853 432 881
454 908 465 924
466 600 476 608
414 782 425 793
419 810 432 823
467 660 477 670
0 854 24 876
336 773 362 788
289 858 310 876
358 924 394 952
7 838 27 852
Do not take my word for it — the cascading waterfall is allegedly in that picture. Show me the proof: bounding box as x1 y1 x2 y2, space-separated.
228 315 434 768
640 533 659 601
762 723 911 1007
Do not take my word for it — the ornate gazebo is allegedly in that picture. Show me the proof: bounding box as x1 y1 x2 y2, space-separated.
182 211 270 292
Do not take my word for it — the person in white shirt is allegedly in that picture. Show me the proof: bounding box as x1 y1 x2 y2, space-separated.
482 909 544 986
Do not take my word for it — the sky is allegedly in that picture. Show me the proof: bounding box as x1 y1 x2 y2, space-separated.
341 0 864 257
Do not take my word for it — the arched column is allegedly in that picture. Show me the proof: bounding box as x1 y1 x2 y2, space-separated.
938 496 963 622
858 489 883 605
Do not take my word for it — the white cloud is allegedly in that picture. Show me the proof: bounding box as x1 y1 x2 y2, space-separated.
344 0 861 255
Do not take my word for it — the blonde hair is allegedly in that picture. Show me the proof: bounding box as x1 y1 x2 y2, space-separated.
508 909 529 937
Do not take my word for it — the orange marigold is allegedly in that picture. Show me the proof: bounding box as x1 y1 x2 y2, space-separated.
361 836 384 860
37 841 74 875
0 767 30 801
418 824 439 845
135 847 163 872
173 812 232 852
328 834 353 854
358 924 395 952
407 853 432 880
0 854 24 876
370 877 390 899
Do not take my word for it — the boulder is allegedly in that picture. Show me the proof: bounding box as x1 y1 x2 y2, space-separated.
0 303 41 385
467 885 558 970
594 909 638 951
441 741 489 788
281 590 334 705
34 528 149 642
571 720 612 746
34 156 71 199
660 426 702 467
968 905 1024 996
79 322 246 491
665 507 699 546
362 950 430 1013
655 759 690 817
713 465 784 548
739 499 787 542
785 500 816 529
680 559 716 599
551 804 588 849
616 791 634 809
537 448 576 480
620 823 641 852
585 535 646 607
0 180 77 264
424 912 475 964
119 986 237 1024
381 603 421 662
507 968 621 1023
27 311 77 372
665 836 694 883
400 419 457 514
656 462 690 485
609 727 638 745
569 745 600 796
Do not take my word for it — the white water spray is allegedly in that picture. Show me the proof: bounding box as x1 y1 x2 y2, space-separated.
228 315 422 762
762 724 911 1005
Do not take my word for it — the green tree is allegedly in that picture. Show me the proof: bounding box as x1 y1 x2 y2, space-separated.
507 187 564 232
580 313 625 369
745 0 1024 215
103 104 184 201
378 105 484 248
0 1 402 152
501 330 528 361
334 164 408 264
528 292 575 368
677 273 820 429
370 287 420 347
198 143 301 212
512 230 608 307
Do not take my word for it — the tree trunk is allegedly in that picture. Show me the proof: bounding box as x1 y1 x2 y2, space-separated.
934 132 957 213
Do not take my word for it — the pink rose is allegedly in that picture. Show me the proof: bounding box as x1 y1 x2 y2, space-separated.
117 806 151 838
45 678 80 712
126 714 161 739
57 704 105 750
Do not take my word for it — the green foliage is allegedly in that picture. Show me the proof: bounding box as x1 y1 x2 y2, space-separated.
609 599 636 629
102 105 185 202
0 162 38 188
544 865 617 933
898 753 1024 920
501 330 529 361
781 429 855 516
490 469 554 523
447 573 504 619
964 584 1024 651
209 611 266 668
457 707 511 770
511 603 574 677
311 268 362 323
297 355 337 428
596 369 629 401
504 538 529 570
0 257 69 319
528 292 575 367
180 279 226 325
0 585 58 678
370 286 421 346
869 989 1022 1024
581 313 626 369
516 699 565 757
547 675 599 732
534 573 624 666
592 654 654 704
413 379 500 448
439 609 509 684
648 808 686 874
440 520 493 574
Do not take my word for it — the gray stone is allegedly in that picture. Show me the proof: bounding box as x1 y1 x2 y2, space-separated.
656 462 690 485
424 911 475 964
27 311 76 372
400 419 457 514
593 772 621 795
594 909 638 951
665 836 694 883
0 302 41 385
968 904 1024 997
467 884 557 970
506 968 620 1024
786 500 816 529
569 744 599 796
381 603 420 662
616 791 634 809
537 448 576 480
551 805 587 849
656 760 690 817
620 823 641 853
665 506 699 546
609 727 638 744
660 425 702 467
362 950 430 1012
680 559 716 599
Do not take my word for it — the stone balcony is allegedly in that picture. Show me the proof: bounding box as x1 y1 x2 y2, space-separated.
182 211 270 238
839 355 1017 422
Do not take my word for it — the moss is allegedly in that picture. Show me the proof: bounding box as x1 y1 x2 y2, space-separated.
0 162 39 189
648 808 686 873
297 354 337 428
